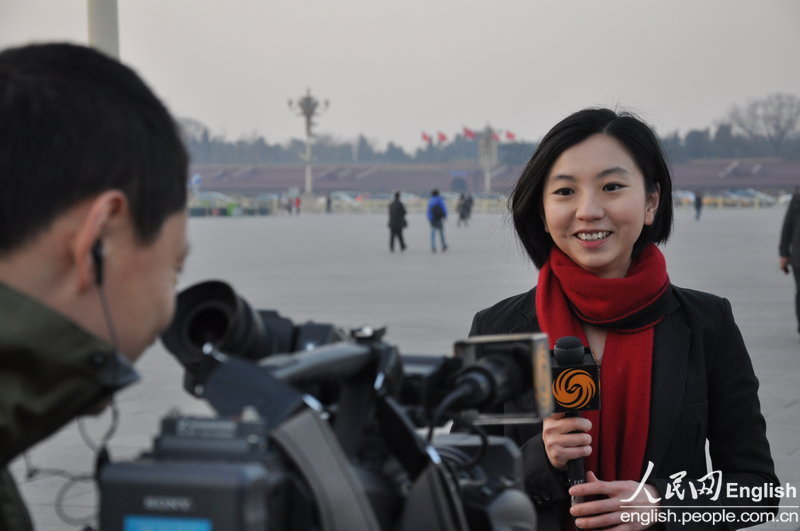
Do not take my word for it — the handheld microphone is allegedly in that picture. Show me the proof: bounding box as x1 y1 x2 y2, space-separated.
551 336 600 505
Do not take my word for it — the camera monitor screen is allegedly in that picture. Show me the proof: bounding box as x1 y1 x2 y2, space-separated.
125 515 212 530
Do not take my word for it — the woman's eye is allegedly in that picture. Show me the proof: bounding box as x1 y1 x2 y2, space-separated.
603 183 625 192
552 187 573 196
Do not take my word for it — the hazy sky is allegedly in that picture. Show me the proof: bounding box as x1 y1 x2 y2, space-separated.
1 0 799 151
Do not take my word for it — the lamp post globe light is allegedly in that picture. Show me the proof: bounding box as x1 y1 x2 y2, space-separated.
288 88 329 195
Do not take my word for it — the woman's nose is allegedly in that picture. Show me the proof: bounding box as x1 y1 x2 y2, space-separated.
575 193 604 220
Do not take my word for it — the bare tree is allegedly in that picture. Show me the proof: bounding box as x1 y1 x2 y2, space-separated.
727 93 800 156
177 117 210 142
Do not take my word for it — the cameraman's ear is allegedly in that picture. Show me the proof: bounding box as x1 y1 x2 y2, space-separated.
72 191 126 292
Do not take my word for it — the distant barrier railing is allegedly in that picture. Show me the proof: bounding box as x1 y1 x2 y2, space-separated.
190 192 782 218
673 196 778 209
188 197 511 217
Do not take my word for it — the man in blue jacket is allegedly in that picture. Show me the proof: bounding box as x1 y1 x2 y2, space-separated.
427 189 448 253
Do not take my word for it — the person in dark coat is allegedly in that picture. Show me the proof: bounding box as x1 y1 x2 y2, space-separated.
457 193 468 226
779 190 800 334
469 108 777 530
464 193 474 222
388 191 407 252
694 190 704 220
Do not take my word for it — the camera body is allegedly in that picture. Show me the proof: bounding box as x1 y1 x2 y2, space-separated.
98 280 551 531
99 416 308 530
99 416 532 531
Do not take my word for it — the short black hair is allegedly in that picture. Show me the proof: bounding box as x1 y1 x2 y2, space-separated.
431 189 440 196
510 108 673 269
0 43 188 254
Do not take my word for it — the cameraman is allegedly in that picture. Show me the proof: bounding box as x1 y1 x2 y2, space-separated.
0 43 189 529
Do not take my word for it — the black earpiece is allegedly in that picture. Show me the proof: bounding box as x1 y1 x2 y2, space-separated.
91 240 104 286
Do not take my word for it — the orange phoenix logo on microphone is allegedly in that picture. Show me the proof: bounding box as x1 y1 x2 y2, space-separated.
552 369 597 409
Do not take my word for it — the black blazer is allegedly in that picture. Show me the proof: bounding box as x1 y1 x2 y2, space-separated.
470 285 779 530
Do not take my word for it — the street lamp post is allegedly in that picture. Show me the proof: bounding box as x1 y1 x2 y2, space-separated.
478 125 498 193
87 0 119 59
288 88 329 195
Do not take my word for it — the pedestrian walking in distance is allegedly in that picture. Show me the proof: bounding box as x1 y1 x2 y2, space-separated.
388 191 407 252
427 189 448 253
779 189 800 335
694 191 704 221
457 193 469 227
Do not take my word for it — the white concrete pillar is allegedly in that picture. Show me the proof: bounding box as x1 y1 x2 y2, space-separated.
87 0 120 59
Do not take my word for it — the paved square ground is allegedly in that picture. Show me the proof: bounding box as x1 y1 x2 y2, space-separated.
12 205 800 530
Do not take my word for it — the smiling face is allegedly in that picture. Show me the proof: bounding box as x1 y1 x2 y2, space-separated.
542 134 659 278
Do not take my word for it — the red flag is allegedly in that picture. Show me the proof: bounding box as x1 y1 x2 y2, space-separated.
437 131 448 143
463 126 476 140
505 131 516 141
422 132 432 144
492 132 500 142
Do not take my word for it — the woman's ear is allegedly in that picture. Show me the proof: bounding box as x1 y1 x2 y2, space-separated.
644 183 661 226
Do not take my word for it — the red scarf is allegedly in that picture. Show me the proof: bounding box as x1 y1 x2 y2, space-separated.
536 244 670 482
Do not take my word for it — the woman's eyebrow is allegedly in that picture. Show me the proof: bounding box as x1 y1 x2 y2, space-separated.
596 166 631 178
548 166 630 182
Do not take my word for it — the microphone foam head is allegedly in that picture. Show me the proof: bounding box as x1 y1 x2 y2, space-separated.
554 336 585 365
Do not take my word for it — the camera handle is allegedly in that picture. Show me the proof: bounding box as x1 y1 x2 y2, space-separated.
271 408 381 531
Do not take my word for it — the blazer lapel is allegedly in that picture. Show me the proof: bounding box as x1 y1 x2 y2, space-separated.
513 288 539 333
644 290 691 473
498 287 539 334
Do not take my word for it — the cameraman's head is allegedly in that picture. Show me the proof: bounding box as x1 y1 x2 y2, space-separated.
0 43 189 362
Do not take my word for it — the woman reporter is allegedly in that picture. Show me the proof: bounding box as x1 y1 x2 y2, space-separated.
469 109 778 530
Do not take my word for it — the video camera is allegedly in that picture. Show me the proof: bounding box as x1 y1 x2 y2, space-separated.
99 280 554 530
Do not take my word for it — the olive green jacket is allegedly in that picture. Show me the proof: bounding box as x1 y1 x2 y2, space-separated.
0 282 138 530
